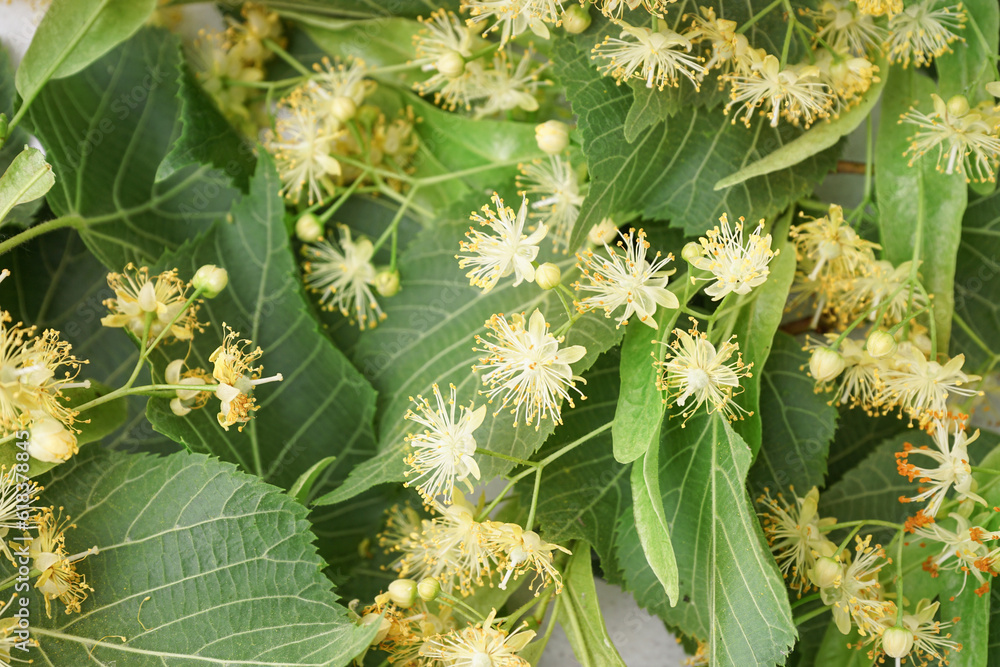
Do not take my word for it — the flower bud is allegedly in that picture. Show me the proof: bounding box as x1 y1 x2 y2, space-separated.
296 213 324 243
588 218 618 246
534 263 562 290
417 577 441 601
375 269 401 297
28 415 79 463
946 94 969 117
866 330 897 359
436 50 466 79
387 578 418 608
808 556 842 589
882 626 914 659
809 347 846 383
330 95 358 124
562 4 592 33
535 120 570 154
193 264 229 298
681 242 703 264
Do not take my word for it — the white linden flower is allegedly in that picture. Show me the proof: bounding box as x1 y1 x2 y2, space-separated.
656 321 752 424
421 608 536 666
902 93 1000 183
835 259 926 326
303 224 385 329
885 0 966 68
790 204 880 282
403 384 487 504
474 310 587 428
878 344 981 421
413 10 484 110
726 55 834 128
758 487 838 595
810 0 888 56
593 0 666 20
473 48 548 118
688 8 751 78
820 535 895 637
691 213 777 301
592 23 706 91
264 94 341 205
574 228 680 329
305 57 372 130
457 193 547 292
897 418 983 518
463 0 563 44
517 155 585 250
912 513 999 589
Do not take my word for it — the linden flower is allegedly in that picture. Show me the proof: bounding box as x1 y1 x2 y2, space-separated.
878 344 981 421
727 55 834 128
688 7 750 78
485 522 572 592
463 0 563 44
593 0 666 20
897 418 983 517
656 322 752 424
413 10 481 110
811 0 888 56
574 228 680 329
592 23 705 91
820 535 895 636
473 310 586 428
209 325 283 432
303 224 386 330
0 312 88 433
305 57 373 130
516 155 585 250
893 599 962 665
828 337 884 411
0 466 38 565
421 608 536 666
835 260 925 326
28 507 97 618
164 359 213 417
264 93 342 205
690 214 777 300
473 48 548 118
791 204 879 282
758 487 838 595
457 193 547 292
814 51 879 112
885 0 966 68
101 264 203 344
403 384 487 504
902 94 1000 183
912 512 999 591
853 0 902 17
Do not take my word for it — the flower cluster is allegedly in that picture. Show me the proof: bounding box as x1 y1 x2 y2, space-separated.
901 93 1000 184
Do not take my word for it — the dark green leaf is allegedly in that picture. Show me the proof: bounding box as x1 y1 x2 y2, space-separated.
939 568 991 667
876 66 967 352
951 188 1000 372
0 47 41 228
936 0 999 105
825 407 908 486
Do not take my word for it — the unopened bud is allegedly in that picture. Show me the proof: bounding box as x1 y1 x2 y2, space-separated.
681 242 703 264
296 213 324 243
436 50 466 79
882 626 914 658
866 330 897 359
192 264 229 298
535 263 562 290
535 120 570 154
417 577 441 601
330 96 358 124
946 94 970 117
375 269 401 297
562 4 592 33
588 218 618 246
809 347 846 383
28 415 79 463
387 578 418 608
808 556 842 589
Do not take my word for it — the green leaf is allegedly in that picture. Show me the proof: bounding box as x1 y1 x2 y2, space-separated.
825 407 908 486
553 33 841 246
616 414 796 665
813 623 868 666
15 0 158 106
876 66 967 353
747 332 839 494
936 0 999 105
558 542 628 667
29 446 376 665
951 188 1000 372
26 28 238 268
714 61 887 190
314 217 623 506
630 442 679 606
623 82 684 143
612 280 695 464
0 49 40 228
291 456 338 505
303 17 419 71
938 568 991 667
145 152 379 491
269 0 460 19
520 353 629 572
0 146 54 222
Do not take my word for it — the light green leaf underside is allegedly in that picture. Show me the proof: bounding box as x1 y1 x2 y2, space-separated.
28 447 376 665
0 146 54 222
631 441 679 606
616 414 796 666
559 542 628 667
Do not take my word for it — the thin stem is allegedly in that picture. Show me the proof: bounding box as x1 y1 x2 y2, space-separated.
525 466 543 530
0 215 85 255
895 525 904 623
141 288 206 363
790 592 821 609
792 605 831 625
0 568 39 593
74 383 219 413
222 75 306 89
263 38 312 76
779 0 797 68
415 156 541 186
319 175 366 224
372 186 419 253
437 592 486 623
972 466 1000 476
477 448 540 468
836 525 862 554
737 0 783 34
819 519 904 532
952 313 997 360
